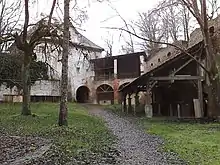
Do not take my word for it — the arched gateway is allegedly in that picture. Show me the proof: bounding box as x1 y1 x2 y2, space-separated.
96 84 114 104
76 86 90 103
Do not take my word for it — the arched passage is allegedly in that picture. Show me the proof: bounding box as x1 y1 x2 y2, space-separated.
118 82 130 104
76 86 90 103
96 84 114 104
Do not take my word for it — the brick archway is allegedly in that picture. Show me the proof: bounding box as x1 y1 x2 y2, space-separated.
96 84 114 104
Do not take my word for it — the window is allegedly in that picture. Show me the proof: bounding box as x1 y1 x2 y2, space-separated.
158 58 161 62
76 67 80 74
151 63 153 66
167 52 171 57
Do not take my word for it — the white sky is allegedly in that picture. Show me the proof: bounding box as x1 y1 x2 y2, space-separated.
81 0 159 54
29 0 159 55
5 0 219 54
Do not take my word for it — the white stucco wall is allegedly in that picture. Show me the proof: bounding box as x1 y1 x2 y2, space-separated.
33 36 102 101
0 85 19 101
0 80 60 100
68 48 101 101
0 47 101 101
35 44 62 79
31 80 60 96
0 25 104 102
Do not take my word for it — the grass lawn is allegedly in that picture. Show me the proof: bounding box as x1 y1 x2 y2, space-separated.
139 118 220 165
0 103 116 164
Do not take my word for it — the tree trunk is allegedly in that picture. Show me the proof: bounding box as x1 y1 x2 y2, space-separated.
58 0 70 126
200 0 220 118
203 32 220 117
21 53 31 115
206 67 220 117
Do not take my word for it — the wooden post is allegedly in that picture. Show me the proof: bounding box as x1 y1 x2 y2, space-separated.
114 59 117 79
193 99 202 118
123 93 127 113
134 92 139 116
177 104 181 118
197 58 204 117
122 94 127 112
169 104 173 117
127 94 132 114
198 79 204 117
158 103 161 116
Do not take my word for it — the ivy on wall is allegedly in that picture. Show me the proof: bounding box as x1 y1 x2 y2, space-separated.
0 53 49 89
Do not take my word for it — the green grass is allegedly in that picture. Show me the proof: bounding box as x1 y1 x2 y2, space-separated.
0 103 115 163
140 118 220 165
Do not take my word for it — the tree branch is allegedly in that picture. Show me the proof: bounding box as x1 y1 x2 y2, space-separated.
23 0 29 42
103 26 209 74
48 0 57 26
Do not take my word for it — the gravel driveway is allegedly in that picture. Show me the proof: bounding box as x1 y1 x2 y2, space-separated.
88 105 186 165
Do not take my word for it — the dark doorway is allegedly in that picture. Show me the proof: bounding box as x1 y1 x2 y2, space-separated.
76 86 90 103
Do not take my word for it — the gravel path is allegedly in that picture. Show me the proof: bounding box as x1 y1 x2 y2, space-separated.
88 105 186 165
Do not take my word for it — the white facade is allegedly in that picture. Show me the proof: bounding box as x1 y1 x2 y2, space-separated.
32 26 103 100
0 26 103 102
31 80 60 96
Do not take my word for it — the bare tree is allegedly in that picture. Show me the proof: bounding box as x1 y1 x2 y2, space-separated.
104 32 113 56
181 4 191 41
136 0 191 55
106 0 220 117
59 0 70 126
137 11 164 55
0 0 58 115
19 0 57 115
180 0 220 117
106 1 135 53
120 39 135 54
0 0 22 52
159 0 182 41
207 0 220 19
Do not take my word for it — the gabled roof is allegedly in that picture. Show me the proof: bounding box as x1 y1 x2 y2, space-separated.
70 25 104 52
8 20 104 53
120 42 202 93
119 16 220 93
90 51 146 61
120 53 186 93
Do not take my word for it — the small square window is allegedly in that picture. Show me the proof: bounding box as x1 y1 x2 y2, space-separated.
76 67 80 73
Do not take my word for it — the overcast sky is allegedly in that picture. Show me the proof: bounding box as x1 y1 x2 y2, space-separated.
29 0 159 55
81 0 159 54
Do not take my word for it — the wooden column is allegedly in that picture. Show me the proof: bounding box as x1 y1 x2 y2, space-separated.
134 92 140 116
169 104 173 117
122 93 127 113
127 94 132 114
197 58 204 117
114 59 117 78
158 103 161 116
198 79 204 117
177 104 181 118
